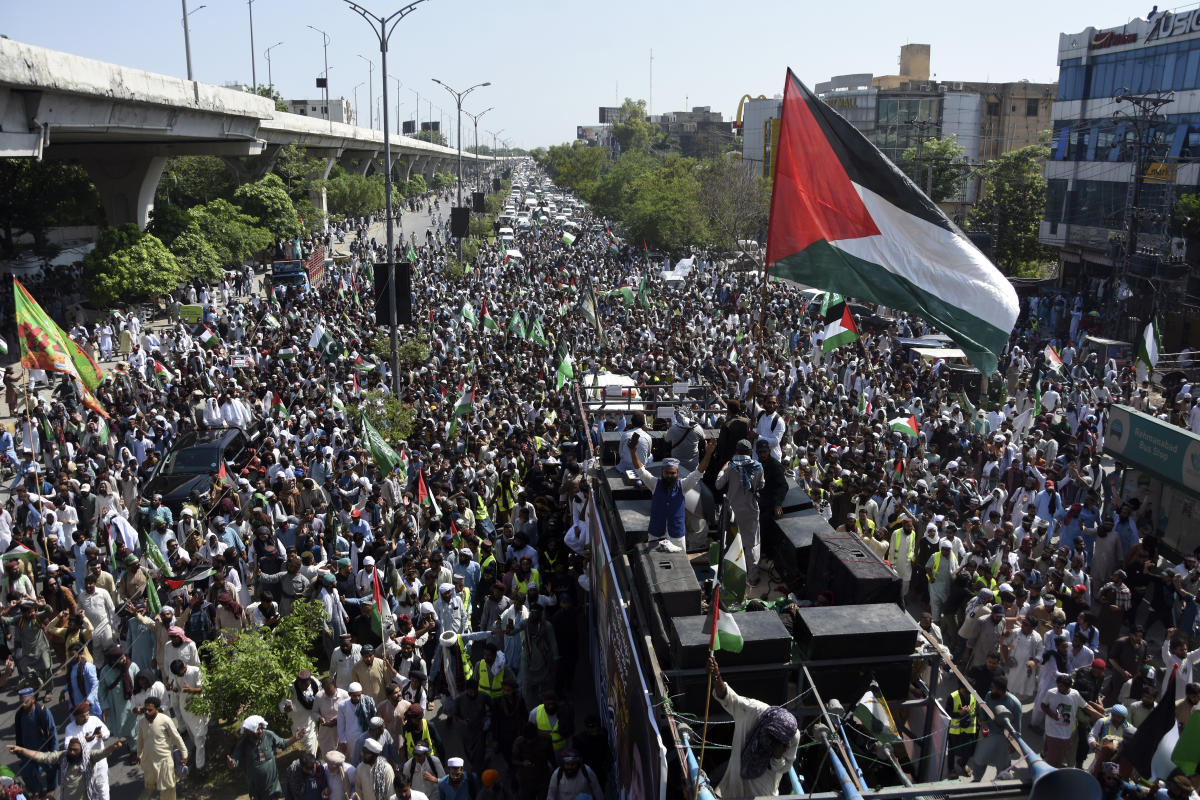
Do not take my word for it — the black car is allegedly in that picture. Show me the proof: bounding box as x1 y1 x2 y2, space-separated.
142 425 260 515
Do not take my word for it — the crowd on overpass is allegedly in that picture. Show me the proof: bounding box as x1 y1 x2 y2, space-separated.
0 162 1197 800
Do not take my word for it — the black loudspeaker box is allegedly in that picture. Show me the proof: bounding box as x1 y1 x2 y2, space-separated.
780 482 815 514
632 542 701 620
806 530 902 605
372 263 392 325
769 509 832 582
615 499 651 549
670 611 791 669
794 604 918 705
395 262 412 325
450 207 470 237
945 364 983 403
472 192 485 213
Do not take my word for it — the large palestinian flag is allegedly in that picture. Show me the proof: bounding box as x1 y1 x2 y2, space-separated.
765 70 1018 374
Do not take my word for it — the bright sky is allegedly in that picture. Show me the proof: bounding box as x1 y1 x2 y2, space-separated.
0 0 1162 149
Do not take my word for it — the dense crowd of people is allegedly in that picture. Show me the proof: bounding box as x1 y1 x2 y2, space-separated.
0 164 1196 800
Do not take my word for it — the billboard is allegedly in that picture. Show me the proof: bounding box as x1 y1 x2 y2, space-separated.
588 499 668 800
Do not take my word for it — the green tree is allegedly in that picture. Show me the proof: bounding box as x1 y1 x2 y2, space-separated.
189 199 272 266
155 155 237 208
699 158 770 251
590 150 654 221
624 155 710 251
1172 193 1200 242
322 168 386 217
968 144 1054 274
402 174 428 197
410 129 448 147
610 98 655 154
271 143 328 202
431 172 456 191
83 224 184 305
900 136 968 203
540 142 604 199
190 599 323 730
169 226 224 282
350 387 415 442
146 203 193 248
233 173 302 236
0 159 104 257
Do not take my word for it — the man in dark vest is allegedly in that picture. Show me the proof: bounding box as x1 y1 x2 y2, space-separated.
629 438 716 546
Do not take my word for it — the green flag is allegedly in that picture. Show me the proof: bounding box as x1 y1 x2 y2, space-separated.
308 325 344 361
448 384 475 438
721 530 748 605
460 301 477 329
145 576 163 616
555 352 574 389
529 315 549 346
362 414 401 474
561 231 576 246
508 309 526 339
637 276 651 309
481 300 500 332
406 244 418 263
145 537 174 578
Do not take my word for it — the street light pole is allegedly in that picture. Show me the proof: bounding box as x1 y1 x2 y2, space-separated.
464 106 493 193
247 0 258 91
408 88 420 135
432 78 491 261
389 75 402 133
307 25 332 129
264 41 283 89
342 0 431 397
181 0 207 81
357 54 374 129
353 82 365 126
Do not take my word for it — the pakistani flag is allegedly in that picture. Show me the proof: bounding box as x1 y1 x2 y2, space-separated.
702 584 744 653
889 415 920 438
722 530 748 605
819 292 859 353
460 301 477 329
508 309 526 339
853 691 900 743
764 70 1018 374
308 325 344 361
561 231 576 246
145 577 163 616
406 244 418 263
555 352 574 389
448 383 475 438
1136 318 1162 382
637 276 651 309
480 300 500 332
199 326 220 350
728 344 738 365
528 315 549 346
362 414 401 473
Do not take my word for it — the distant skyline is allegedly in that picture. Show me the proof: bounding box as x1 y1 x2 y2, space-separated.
1 0 1162 149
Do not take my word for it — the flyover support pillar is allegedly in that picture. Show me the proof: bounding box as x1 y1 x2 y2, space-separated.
79 152 170 229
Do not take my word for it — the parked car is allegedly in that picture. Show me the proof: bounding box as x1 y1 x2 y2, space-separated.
142 424 261 515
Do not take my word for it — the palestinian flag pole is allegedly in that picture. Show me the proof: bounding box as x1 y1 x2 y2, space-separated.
820 292 860 353
764 69 1018 375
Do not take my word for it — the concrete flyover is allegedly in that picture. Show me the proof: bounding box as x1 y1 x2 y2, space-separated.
0 38 498 227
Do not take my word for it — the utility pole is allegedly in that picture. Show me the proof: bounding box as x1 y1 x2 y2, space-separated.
649 48 654 117
247 0 258 91
910 117 938 198
390 74 402 132
341 0 432 396
181 0 207 81
1114 91 1174 289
